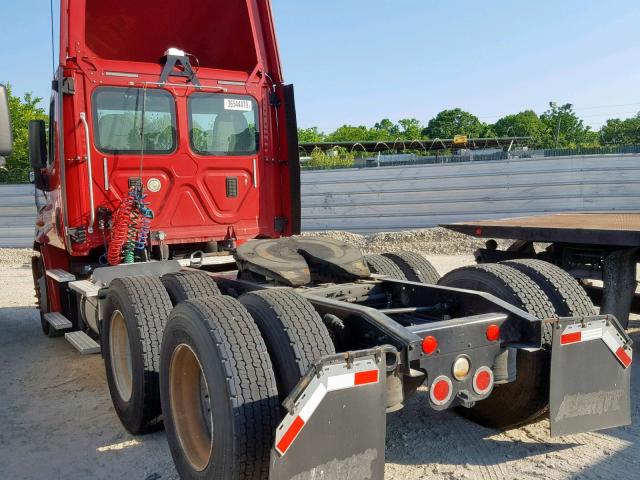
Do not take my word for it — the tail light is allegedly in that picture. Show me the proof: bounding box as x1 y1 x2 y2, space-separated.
472 366 494 396
422 335 438 355
485 324 500 342
429 375 453 406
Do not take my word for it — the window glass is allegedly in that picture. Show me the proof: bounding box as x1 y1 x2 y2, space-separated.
188 93 259 156
93 87 176 154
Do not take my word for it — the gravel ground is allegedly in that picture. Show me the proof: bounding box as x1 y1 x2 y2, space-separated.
301 227 512 255
1 234 639 480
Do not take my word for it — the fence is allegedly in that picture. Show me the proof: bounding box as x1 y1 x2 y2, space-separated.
301 153 640 232
2 152 640 246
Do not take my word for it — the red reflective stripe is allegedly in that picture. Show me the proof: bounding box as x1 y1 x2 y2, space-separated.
561 331 582 345
276 416 305 454
354 370 379 386
615 347 632 368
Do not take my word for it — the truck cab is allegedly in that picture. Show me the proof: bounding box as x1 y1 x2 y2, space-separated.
31 0 300 269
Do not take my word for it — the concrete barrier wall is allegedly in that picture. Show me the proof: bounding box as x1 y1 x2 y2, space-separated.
2 153 639 246
301 154 640 232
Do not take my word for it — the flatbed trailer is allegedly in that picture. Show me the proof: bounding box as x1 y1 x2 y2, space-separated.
444 212 640 327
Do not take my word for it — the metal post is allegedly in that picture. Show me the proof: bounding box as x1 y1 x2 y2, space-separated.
601 248 639 329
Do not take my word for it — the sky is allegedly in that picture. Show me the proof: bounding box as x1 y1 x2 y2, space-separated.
2 0 640 133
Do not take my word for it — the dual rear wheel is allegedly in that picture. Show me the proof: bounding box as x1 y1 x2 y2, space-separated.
103 270 335 478
366 251 440 283
438 260 594 429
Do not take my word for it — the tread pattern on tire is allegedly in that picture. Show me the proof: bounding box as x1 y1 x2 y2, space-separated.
443 263 555 343
438 263 557 428
365 253 407 279
161 271 221 305
180 297 279 480
502 259 594 317
383 251 441 284
239 289 335 396
108 276 173 430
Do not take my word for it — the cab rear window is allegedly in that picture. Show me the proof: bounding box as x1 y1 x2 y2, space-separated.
92 87 176 154
188 93 259 156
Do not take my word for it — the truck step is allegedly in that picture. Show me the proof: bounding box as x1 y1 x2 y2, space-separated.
64 331 101 355
43 312 72 330
46 269 76 283
69 280 102 298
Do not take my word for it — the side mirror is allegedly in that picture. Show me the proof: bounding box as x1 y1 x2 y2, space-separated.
29 120 47 169
0 84 12 157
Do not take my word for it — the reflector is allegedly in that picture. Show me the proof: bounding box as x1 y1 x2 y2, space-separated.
486 324 500 342
422 335 438 355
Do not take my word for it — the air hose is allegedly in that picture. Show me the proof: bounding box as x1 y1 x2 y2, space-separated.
107 185 154 265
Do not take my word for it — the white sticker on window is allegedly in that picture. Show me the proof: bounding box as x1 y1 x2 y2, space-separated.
224 98 252 112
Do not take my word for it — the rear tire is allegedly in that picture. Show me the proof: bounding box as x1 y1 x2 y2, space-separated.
160 297 279 480
161 271 221 306
383 251 441 284
502 259 594 317
239 289 335 399
438 263 556 429
365 254 407 279
102 276 173 434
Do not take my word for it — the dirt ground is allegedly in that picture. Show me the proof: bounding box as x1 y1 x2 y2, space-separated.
0 253 639 480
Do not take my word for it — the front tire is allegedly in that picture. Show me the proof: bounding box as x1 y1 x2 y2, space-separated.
102 276 173 434
160 297 279 480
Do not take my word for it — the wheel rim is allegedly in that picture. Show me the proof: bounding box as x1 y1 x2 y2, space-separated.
109 310 133 402
169 343 213 472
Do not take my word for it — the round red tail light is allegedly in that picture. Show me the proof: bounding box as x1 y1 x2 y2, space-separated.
472 367 494 396
429 376 453 406
422 335 438 355
486 324 500 342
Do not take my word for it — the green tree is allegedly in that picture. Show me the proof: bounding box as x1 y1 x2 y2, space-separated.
398 118 424 140
372 118 399 139
599 114 640 144
539 102 596 148
493 110 547 147
423 108 486 139
2 84 47 179
298 126 325 143
325 124 375 142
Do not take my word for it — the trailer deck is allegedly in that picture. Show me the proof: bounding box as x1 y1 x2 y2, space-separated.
444 213 640 247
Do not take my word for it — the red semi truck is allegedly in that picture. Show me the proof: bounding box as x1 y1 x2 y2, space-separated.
0 1 633 479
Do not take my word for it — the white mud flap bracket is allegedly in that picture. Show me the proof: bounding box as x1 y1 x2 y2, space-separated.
550 315 632 437
269 347 393 480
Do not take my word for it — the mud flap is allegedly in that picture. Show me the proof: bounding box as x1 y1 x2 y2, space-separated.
269 347 392 480
550 315 632 437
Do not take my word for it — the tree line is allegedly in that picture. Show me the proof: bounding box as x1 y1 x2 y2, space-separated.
299 103 640 149
3 86 640 183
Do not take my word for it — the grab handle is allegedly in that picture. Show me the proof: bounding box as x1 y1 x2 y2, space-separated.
79 112 95 234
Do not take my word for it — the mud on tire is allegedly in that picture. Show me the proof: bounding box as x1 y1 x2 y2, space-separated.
438 263 556 429
102 276 173 434
160 297 279 480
